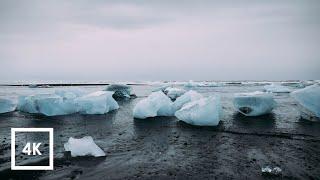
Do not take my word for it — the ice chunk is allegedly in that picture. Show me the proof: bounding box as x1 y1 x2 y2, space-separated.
0 97 17 113
233 91 276 116
55 88 85 99
164 87 186 100
64 136 106 157
104 84 133 99
264 84 291 93
152 85 170 92
261 166 282 176
291 84 320 121
17 93 78 116
17 94 52 114
37 95 78 116
133 91 174 119
172 90 203 112
175 96 222 126
76 91 119 114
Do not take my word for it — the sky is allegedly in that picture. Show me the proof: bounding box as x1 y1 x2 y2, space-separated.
0 0 319 82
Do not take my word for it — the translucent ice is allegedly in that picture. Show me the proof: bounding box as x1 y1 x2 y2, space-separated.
55 88 85 99
164 87 186 100
64 136 106 157
0 97 17 113
264 84 291 93
233 91 276 116
37 95 78 116
175 96 222 126
104 84 133 99
261 166 282 176
17 94 53 114
76 91 119 114
133 91 174 119
291 84 320 121
172 90 203 112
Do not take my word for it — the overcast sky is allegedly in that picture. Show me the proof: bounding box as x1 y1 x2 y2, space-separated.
0 0 319 82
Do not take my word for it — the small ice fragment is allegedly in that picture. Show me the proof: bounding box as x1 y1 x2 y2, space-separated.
133 91 174 119
164 87 186 100
0 97 17 113
233 91 276 116
76 91 119 115
175 96 222 126
264 84 291 93
64 136 106 157
291 84 320 121
261 166 282 176
104 84 134 99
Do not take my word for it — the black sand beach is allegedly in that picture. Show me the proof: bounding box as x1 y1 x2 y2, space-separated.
0 84 319 179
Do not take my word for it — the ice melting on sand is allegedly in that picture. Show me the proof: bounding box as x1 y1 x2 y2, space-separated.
104 84 133 99
76 91 119 115
64 136 106 157
261 166 282 176
172 90 203 112
264 84 291 93
0 97 17 113
175 96 222 126
164 87 186 100
291 84 320 121
37 95 78 116
233 91 276 116
133 91 174 119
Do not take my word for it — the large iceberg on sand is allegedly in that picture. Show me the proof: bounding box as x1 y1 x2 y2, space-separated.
0 97 17 114
64 136 106 157
18 94 51 114
133 91 174 119
76 91 119 115
172 90 203 112
17 89 82 116
17 89 84 115
264 84 291 93
17 90 119 116
37 95 78 116
233 91 276 116
104 84 134 99
164 87 186 100
175 96 222 126
291 84 320 121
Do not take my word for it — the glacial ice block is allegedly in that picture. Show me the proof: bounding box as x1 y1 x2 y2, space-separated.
133 91 174 119
37 95 78 116
164 87 186 100
17 93 78 116
55 88 85 99
64 136 106 157
76 91 119 114
233 91 276 116
291 84 320 121
17 94 53 114
104 84 133 99
264 84 291 93
175 96 222 126
172 90 203 112
0 97 17 113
